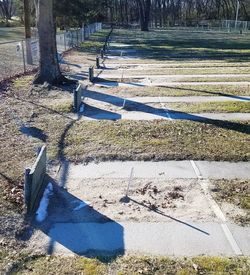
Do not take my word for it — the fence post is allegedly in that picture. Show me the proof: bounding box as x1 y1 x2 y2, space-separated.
25 38 33 65
21 40 26 73
24 168 31 213
89 66 94 82
96 56 100 69
64 33 66 51
74 84 82 113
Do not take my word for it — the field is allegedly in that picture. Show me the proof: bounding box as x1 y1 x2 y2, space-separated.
1 26 250 273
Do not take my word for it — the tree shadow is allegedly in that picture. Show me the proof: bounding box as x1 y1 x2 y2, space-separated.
158 85 250 102
83 89 250 135
84 103 121 120
128 197 209 235
105 28 250 62
34 178 124 259
20 126 48 142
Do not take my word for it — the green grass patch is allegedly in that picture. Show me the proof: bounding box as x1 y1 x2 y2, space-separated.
80 40 104 52
5 255 250 274
111 28 250 61
0 26 25 42
63 120 250 162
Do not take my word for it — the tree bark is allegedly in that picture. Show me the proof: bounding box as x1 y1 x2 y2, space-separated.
137 0 151 31
33 0 63 85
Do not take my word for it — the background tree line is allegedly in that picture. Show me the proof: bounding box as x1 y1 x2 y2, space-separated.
1 0 249 29
108 0 250 30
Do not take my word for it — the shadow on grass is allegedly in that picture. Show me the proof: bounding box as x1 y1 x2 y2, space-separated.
158 85 250 101
102 28 250 62
83 89 250 135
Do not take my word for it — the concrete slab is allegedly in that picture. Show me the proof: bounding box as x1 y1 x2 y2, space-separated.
65 161 196 180
228 223 250 255
82 111 250 121
33 221 250 256
129 96 250 103
99 73 250 80
195 161 250 179
60 161 249 180
94 81 250 88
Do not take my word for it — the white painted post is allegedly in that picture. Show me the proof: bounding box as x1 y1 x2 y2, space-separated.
126 167 134 197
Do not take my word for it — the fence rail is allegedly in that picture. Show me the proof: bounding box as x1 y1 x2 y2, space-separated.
0 22 102 82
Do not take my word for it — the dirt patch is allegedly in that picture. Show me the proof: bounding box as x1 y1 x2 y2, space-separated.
210 179 250 226
65 178 217 222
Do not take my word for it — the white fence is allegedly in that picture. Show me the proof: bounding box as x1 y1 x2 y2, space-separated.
0 22 102 82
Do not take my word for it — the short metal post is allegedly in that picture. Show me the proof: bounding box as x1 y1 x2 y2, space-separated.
89 66 94 82
126 167 134 197
100 49 104 59
24 168 31 213
96 56 100 69
64 33 66 50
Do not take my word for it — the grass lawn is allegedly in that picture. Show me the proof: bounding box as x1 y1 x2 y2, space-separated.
63 120 250 162
110 28 250 60
2 254 249 275
98 84 250 97
0 27 25 42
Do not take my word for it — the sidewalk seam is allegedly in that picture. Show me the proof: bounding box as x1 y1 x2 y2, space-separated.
190 160 243 255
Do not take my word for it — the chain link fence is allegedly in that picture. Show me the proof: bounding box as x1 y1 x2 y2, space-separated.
0 22 102 82
150 19 250 33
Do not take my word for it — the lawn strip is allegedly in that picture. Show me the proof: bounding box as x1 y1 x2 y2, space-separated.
94 85 250 97
63 120 250 162
211 179 250 226
3 255 250 275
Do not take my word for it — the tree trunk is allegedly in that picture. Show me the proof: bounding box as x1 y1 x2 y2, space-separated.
137 0 151 31
33 0 63 85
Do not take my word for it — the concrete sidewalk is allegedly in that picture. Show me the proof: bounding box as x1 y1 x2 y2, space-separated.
60 161 250 180
82 111 250 121
94 81 250 88
30 221 250 256
126 96 250 103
